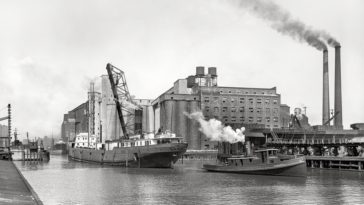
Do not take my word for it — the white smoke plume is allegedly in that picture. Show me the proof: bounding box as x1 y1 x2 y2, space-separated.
234 0 340 50
184 111 245 143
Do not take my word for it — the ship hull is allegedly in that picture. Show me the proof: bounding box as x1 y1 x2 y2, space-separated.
68 142 187 168
203 157 306 177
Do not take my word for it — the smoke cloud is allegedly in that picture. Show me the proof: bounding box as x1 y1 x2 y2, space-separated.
184 111 245 143
235 0 340 50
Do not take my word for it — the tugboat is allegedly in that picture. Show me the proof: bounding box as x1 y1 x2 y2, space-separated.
68 64 188 168
203 142 306 177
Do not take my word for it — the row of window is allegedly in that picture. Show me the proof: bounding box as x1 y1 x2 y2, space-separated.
76 137 96 141
217 90 274 95
219 116 279 123
205 106 279 115
204 96 278 105
76 142 96 146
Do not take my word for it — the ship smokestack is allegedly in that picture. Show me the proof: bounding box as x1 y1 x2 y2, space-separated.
322 49 330 125
334 45 343 128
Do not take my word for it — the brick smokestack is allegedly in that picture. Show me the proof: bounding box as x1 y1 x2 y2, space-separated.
334 45 343 128
322 49 330 125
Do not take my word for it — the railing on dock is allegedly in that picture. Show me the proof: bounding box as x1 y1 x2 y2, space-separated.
267 138 363 145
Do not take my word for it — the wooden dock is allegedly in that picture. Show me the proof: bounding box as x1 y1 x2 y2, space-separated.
12 150 50 161
306 156 364 171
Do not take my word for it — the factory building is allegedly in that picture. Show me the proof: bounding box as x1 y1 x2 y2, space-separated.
0 125 8 138
61 66 291 151
61 102 88 142
152 67 290 150
61 77 154 144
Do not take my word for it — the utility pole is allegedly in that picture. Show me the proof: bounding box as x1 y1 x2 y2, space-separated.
7 104 11 157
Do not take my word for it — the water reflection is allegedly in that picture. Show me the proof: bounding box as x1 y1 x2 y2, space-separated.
14 155 364 205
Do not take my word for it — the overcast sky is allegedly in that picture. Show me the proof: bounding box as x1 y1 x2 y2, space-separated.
0 0 363 139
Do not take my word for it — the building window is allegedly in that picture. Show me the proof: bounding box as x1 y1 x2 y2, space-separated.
257 117 262 123
205 106 210 112
239 107 244 112
240 117 245 122
248 117 253 123
273 117 278 122
266 117 270 123
231 98 235 103
273 99 278 104
265 99 270 105
231 117 236 122
214 107 219 113
214 116 219 120
204 97 210 103
249 98 254 104
222 97 227 103
249 108 254 113
222 107 227 112
239 98 245 104
228 90 232 94
266 108 270 115
257 108 262 114
273 108 278 116
257 98 262 104
223 116 228 122
274 125 279 128
231 107 236 112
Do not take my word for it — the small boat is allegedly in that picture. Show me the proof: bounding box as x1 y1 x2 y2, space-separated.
203 148 306 177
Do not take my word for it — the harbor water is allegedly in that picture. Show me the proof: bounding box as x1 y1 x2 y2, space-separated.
14 155 364 205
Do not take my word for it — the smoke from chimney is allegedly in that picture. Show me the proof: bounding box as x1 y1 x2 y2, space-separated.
235 0 340 50
184 111 245 143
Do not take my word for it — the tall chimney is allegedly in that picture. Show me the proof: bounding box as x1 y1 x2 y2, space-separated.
334 45 343 128
322 49 330 125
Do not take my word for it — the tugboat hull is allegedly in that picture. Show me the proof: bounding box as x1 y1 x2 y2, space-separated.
204 157 307 177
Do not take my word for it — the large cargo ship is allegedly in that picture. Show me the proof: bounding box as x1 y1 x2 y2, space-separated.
68 63 187 168
69 132 188 168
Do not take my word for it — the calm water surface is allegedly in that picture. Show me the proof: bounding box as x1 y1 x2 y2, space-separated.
14 155 364 205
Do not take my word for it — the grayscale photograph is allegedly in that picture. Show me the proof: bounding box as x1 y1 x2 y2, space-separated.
0 0 363 204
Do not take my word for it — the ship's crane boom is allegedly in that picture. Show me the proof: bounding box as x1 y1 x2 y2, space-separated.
106 63 139 139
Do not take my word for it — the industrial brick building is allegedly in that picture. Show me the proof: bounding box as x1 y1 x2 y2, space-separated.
152 67 290 150
61 66 291 150
61 102 88 142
